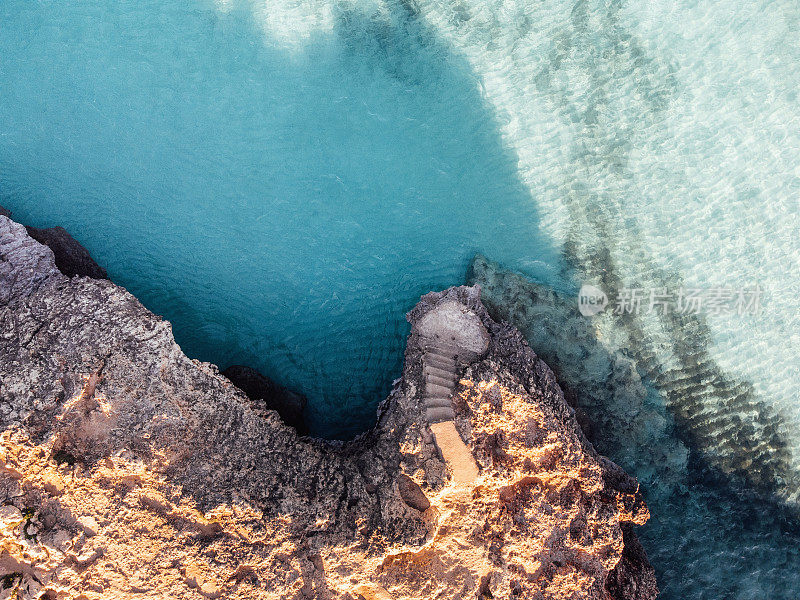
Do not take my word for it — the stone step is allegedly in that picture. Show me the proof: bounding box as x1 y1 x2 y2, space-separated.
424 397 453 409
426 372 455 388
426 382 452 397
426 406 455 423
423 364 457 380
426 339 479 355
424 354 457 370
424 345 461 360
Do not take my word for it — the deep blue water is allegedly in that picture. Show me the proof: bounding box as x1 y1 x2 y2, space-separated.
0 0 559 437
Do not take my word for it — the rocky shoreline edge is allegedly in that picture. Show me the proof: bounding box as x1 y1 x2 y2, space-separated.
0 206 309 436
0 213 657 599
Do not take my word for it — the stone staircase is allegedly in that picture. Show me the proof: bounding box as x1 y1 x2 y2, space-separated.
421 340 478 423
411 298 489 486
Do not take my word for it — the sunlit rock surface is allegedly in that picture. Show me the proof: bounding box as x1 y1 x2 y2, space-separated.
0 216 655 599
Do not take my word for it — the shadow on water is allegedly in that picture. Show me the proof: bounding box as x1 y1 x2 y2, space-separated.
0 0 557 439
466 0 800 596
470 254 800 599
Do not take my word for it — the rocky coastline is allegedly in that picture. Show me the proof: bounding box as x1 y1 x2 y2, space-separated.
0 206 308 436
0 214 657 599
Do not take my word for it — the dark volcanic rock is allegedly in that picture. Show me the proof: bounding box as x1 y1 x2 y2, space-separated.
222 364 308 434
606 524 659 600
24 225 108 280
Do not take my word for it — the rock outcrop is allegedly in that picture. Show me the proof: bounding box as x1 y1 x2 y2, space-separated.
222 365 309 435
23 226 108 281
0 215 657 599
0 204 107 280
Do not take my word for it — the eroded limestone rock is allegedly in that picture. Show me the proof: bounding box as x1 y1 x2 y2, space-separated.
0 216 657 599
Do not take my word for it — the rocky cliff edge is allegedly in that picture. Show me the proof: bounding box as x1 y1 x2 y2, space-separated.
0 215 657 600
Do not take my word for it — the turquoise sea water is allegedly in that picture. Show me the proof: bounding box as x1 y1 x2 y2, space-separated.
0 0 560 437
1 0 798 597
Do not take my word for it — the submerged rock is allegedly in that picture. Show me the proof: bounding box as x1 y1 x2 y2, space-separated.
468 253 797 507
0 204 107 280
0 215 657 599
24 225 108 280
468 253 688 489
222 364 308 434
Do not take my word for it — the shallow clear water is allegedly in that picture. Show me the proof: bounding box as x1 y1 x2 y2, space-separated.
1 0 798 596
